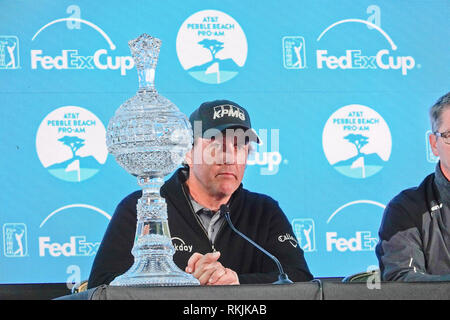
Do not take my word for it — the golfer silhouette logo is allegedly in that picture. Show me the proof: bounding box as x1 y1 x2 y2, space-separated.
3 223 27 257
292 219 316 252
282 36 306 69
0 36 20 69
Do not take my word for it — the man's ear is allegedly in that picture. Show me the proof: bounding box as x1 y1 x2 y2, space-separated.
185 148 193 167
429 132 439 157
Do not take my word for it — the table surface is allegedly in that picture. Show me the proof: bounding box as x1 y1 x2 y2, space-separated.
54 281 450 300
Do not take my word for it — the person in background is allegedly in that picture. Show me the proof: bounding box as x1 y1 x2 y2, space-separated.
376 92 450 281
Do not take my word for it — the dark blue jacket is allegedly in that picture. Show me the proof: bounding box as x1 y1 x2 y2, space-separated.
88 168 313 288
376 172 450 281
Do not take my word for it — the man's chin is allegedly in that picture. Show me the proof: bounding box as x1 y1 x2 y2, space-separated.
214 183 239 198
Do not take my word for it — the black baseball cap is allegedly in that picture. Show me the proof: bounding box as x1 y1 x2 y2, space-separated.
189 99 261 144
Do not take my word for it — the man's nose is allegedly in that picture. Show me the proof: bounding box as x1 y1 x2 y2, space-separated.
222 142 236 165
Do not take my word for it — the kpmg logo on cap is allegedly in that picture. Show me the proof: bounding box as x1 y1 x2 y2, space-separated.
322 105 392 179
213 104 246 121
176 10 248 84
0 36 20 69
35 106 108 182
30 14 133 75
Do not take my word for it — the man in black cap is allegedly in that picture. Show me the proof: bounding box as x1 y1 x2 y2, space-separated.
88 99 313 288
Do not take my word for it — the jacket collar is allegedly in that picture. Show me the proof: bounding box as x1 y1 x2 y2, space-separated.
435 162 450 206
424 170 444 218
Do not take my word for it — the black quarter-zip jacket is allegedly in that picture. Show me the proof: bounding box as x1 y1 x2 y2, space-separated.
376 165 450 281
88 168 313 288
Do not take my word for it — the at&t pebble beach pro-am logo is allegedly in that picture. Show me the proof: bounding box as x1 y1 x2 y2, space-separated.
36 106 108 182
176 10 248 84
0 36 20 69
322 105 392 179
30 16 133 75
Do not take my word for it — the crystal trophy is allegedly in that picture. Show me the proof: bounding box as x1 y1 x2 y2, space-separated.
106 34 199 286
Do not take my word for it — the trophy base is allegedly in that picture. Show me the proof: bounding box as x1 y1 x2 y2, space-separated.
109 254 200 287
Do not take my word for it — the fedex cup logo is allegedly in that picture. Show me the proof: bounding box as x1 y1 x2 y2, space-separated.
30 18 133 75
325 200 385 253
38 204 110 257
316 19 416 75
285 19 417 75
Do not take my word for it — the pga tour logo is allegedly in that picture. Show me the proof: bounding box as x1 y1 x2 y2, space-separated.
0 36 20 69
283 19 416 75
30 17 133 75
176 10 248 84
282 36 306 69
3 223 28 257
292 219 316 252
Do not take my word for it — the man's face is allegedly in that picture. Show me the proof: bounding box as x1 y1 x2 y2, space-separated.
430 107 450 180
186 132 250 198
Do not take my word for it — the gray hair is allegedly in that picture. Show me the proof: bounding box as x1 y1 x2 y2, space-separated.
430 92 450 133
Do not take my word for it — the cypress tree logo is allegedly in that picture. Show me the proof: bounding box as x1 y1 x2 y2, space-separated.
322 105 392 179
36 106 107 182
176 10 248 84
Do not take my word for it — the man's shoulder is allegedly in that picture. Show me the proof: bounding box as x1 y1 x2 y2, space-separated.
239 188 280 209
386 173 434 217
379 173 435 240
116 190 142 210
241 187 276 201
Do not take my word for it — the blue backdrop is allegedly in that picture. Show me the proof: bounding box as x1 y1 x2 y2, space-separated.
1 0 449 286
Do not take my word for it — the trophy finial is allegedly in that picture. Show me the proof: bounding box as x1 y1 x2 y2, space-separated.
128 33 162 70
128 34 162 91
